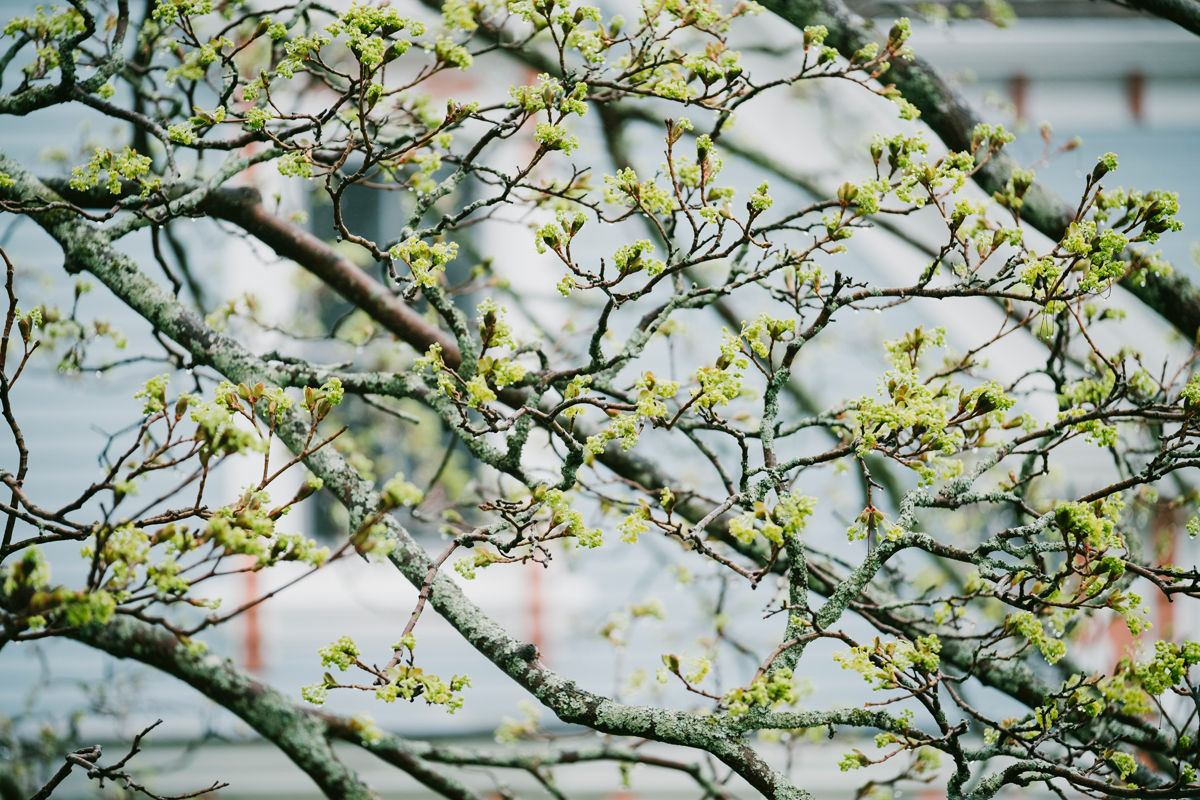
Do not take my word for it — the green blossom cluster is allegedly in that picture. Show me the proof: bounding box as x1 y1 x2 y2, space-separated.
690 334 744 412
854 369 956 455
381 473 425 509
319 635 361 670
534 122 579 154
613 240 665 277
403 151 444 194
722 668 799 718
585 372 677 455
656 650 710 685
618 489 676 544
189 400 262 462
3 370 335 635
442 0 501 30
133 373 171 415
244 107 273 131
604 167 675 215
748 181 773 211
390 238 460 287
852 328 1015 485
4 3 85 37
558 374 592 418
1179 374 1200 406
1108 751 1138 781
833 635 940 689
535 209 586 255
2 4 84 78
1099 666 1153 716
165 35 231 85
741 312 795 358
619 506 651 544
1007 611 1066 665
453 547 503 579
426 34 472 69
324 3 425 67
375 665 471 711
2 547 52 599
70 147 158 196
682 45 743 86
1059 220 1130 291
869 132 929 177
152 0 212 20
1054 498 1124 551
276 151 313 178
544 488 603 547
510 74 587 116
204 488 330 568
894 150 973 207
1056 406 1118 447
1134 640 1200 695
729 493 816 546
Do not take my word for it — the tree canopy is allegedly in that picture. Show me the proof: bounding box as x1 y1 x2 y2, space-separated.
2 0 1200 798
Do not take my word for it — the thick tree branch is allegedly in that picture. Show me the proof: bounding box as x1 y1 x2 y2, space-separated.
1107 0 1200 35
69 613 495 800
69 615 380 800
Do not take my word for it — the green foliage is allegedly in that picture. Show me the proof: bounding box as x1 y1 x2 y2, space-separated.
1134 640 1200 695
380 473 425 510
722 668 800 718
833 635 941 689
731 492 816 545
453 547 503 579
133 373 171 415
69 147 158 196
390 239 460 287
1007 611 1067 665
319 635 361 671
276 151 313 178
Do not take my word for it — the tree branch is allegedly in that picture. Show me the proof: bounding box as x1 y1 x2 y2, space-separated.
1107 0 1200 35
